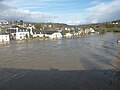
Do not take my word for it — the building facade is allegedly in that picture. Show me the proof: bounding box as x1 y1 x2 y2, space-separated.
45 31 62 39
7 26 30 40
0 34 10 42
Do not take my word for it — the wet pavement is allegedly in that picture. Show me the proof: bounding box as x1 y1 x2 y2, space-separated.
0 32 120 90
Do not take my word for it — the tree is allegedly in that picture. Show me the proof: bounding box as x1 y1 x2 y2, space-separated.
19 20 23 25
20 20 23 23
34 24 42 30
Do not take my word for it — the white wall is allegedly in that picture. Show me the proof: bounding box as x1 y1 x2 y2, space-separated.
33 34 44 38
16 32 29 40
65 33 73 37
46 32 62 39
0 35 10 42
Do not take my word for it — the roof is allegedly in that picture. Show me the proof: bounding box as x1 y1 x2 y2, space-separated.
11 25 20 28
45 30 58 35
6 29 16 33
7 27 28 33
18 27 28 32
32 29 41 34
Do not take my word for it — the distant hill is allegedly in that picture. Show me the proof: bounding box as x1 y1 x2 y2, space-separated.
111 19 120 23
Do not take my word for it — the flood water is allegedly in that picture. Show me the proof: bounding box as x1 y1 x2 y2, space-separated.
0 32 120 90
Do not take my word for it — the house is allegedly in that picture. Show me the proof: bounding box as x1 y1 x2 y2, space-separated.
77 31 82 35
31 29 44 38
90 28 95 33
80 29 85 35
7 26 30 40
85 28 95 34
26 25 44 38
85 29 90 34
45 30 62 39
0 28 10 43
16 27 30 40
0 34 10 43
64 32 73 38
73 31 79 36
0 22 2 25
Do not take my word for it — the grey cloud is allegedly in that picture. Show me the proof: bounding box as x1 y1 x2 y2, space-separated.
86 0 120 23
0 1 57 22
0 2 16 11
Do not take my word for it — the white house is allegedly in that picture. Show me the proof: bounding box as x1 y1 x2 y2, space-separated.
45 30 62 39
90 28 95 33
64 32 73 38
85 29 90 34
85 28 95 34
27 25 44 38
0 34 10 42
0 22 2 25
31 29 44 38
26 25 45 38
32 33 44 38
0 28 10 42
7 26 30 40
16 27 30 40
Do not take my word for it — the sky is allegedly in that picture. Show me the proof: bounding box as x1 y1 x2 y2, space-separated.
0 0 120 25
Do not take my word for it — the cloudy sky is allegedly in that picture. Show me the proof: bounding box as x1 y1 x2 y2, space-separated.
0 0 120 25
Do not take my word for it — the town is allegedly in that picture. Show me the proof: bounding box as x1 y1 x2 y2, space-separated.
0 21 97 43
1 19 120 44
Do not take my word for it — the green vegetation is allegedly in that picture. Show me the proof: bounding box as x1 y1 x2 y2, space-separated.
34 24 42 30
79 20 120 34
96 28 120 34
96 27 120 34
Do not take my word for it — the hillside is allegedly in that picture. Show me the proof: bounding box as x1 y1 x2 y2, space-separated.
78 20 120 33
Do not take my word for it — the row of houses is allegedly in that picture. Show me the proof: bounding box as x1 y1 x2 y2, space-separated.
0 25 63 43
0 24 96 43
7 25 63 39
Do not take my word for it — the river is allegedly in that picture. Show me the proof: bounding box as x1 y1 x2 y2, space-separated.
0 32 120 90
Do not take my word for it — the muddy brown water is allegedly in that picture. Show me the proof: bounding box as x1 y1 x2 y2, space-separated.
0 32 120 90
